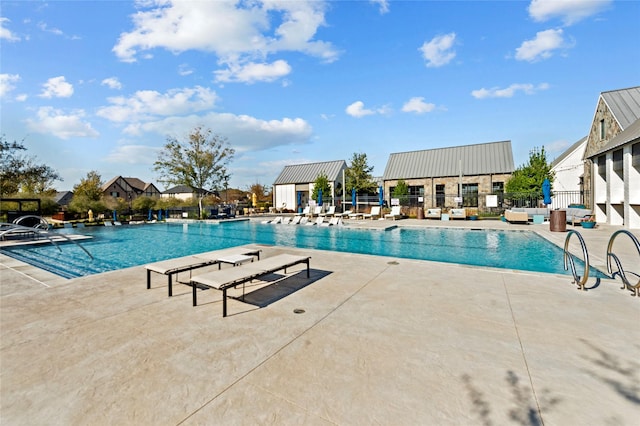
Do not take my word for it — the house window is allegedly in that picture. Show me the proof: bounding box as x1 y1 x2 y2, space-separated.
600 119 605 140
597 155 606 177
110 191 119 198
612 149 623 172
633 143 640 168
435 184 445 207
492 182 504 193
461 183 478 207
408 185 424 206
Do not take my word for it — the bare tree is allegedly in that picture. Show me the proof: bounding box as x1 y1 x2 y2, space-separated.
154 126 235 219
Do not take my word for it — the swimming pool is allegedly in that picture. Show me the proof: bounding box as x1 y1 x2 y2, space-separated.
1 221 602 279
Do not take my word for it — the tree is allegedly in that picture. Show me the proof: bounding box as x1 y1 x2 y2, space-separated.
154 126 235 219
69 171 106 214
0 135 61 195
505 147 554 194
132 196 157 213
311 172 331 205
392 179 409 206
345 152 377 195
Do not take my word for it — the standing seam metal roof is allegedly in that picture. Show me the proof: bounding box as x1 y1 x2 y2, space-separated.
601 86 640 130
273 160 347 185
382 141 514 180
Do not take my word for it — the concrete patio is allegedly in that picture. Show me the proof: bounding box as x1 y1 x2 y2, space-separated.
1 219 638 425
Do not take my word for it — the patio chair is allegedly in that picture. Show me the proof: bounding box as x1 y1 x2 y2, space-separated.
282 217 292 225
306 217 324 226
299 216 309 225
425 208 441 219
384 206 403 220
190 253 311 317
363 206 381 220
290 215 302 225
308 206 322 217
450 209 466 220
296 206 310 217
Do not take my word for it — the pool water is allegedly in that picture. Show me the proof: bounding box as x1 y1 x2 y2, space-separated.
1 221 603 279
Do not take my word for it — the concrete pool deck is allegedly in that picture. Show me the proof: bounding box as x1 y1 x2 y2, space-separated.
1 219 638 425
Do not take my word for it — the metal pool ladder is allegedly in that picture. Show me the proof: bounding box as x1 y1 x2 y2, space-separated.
563 230 590 291
606 230 640 297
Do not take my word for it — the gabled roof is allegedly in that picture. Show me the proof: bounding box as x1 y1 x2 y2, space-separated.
163 185 212 195
383 140 514 180
273 160 347 185
589 118 640 158
601 86 640 129
122 177 147 192
551 136 587 168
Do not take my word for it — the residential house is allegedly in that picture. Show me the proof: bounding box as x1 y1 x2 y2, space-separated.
549 136 588 209
161 185 217 201
272 160 348 212
102 177 162 203
583 86 640 228
382 141 514 210
53 191 74 208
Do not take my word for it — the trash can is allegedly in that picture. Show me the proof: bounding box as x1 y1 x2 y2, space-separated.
417 207 424 220
549 210 566 232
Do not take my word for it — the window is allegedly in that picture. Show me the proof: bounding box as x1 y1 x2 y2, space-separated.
612 149 623 172
408 185 424 206
492 182 504 193
110 191 119 198
633 143 640 168
461 183 478 207
597 155 606 177
600 119 605 140
435 184 445 207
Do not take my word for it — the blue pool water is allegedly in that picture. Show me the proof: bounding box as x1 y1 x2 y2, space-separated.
1 221 602 279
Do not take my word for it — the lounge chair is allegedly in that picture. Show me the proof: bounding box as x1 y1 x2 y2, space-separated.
104 221 113 227
144 247 262 296
190 253 311 317
340 210 352 218
348 211 364 220
363 206 381 220
296 206 310 217
319 206 336 218
308 206 322 217
299 216 309 225
282 217 291 225
384 206 403 220
450 209 466 220
289 215 302 225
306 217 324 226
262 216 282 224
425 208 441 219
114 221 123 226
321 217 341 226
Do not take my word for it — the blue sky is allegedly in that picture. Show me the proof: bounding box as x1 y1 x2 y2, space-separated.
1 0 638 192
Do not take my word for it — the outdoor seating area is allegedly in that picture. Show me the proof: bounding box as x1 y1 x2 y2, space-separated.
450 208 466 220
425 208 441 219
504 209 529 224
190 253 311 317
144 247 262 296
384 206 403 220
563 207 593 226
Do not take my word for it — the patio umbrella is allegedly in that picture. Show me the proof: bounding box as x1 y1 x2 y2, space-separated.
542 178 551 205
165 209 169 219
351 188 356 208
379 186 384 206
148 208 152 221
158 209 162 220
317 189 323 206
297 191 302 213
112 210 117 221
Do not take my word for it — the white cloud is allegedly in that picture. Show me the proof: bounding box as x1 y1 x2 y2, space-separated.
515 29 565 62
1 17 20 41
178 64 194 76
402 97 436 114
37 21 63 36
471 83 550 99
104 144 161 165
370 0 390 14
528 0 612 26
39 76 74 98
96 86 218 122
214 59 292 84
346 101 375 118
101 77 123 90
113 0 338 83
0 73 20 97
122 111 313 152
345 101 390 118
25 107 99 139
419 33 456 68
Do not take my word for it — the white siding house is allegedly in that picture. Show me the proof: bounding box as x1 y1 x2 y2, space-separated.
550 136 587 209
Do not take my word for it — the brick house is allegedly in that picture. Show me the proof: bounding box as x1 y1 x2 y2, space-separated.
102 176 162 202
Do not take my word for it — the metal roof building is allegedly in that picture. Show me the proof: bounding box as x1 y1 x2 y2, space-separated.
273 160 347 185
383 140 514 180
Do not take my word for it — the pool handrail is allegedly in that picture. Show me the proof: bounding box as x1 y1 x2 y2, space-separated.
606 230 640 297
563 230 590 291
0 222 93 260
